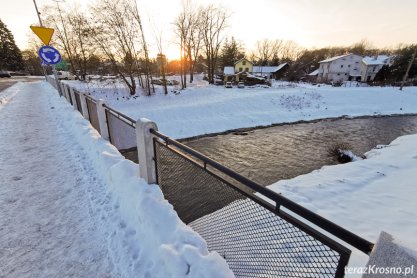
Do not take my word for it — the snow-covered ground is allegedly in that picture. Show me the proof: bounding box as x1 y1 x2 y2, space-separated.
60 77 417 272
63 76 417 139
4 78 417 277
0 81 233 278
269 135 417 271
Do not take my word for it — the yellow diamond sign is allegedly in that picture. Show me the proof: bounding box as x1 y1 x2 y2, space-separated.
30 26 54 45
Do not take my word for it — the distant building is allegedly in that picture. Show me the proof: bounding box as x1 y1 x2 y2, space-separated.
305 68 319 83
223 59 289 81
360 55 392 82
234 58 253 73
252 63 289 79
317 53 363 83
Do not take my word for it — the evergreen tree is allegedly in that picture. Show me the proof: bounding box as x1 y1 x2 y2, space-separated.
375 44 417 83
220 37 245 68
0 19 24 71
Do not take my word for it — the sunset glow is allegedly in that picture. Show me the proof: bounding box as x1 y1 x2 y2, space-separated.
1 0 416 60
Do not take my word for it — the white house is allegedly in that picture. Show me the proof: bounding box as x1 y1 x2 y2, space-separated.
317 53 363 83
360 55 392 82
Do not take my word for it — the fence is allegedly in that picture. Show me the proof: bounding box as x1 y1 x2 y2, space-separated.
151 129 373 277
85 95 101 133
47 79 374 277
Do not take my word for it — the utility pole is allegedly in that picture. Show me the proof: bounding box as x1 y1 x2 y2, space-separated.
400 46 417 91
32 0 63 96
32 0 48 81
32 0 44 27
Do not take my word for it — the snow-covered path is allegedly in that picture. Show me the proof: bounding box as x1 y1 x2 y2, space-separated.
0 82 116 277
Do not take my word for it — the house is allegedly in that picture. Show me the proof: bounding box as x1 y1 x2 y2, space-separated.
360 55 392 82
317 53 363 83
223 60 289 81
252 63 289 79
234 58 253 73
305 68 319 83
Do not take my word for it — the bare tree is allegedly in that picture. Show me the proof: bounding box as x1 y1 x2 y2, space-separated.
173 0 200 89
182 1 203 84
173 8 188 89
91 0 148 96
252 39 283 65
131 0 154 95
151 22 168 94
250 39 303 65
42 3 95 80
200 4 229 84
280 40 303 62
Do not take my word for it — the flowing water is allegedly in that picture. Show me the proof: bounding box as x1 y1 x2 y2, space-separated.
183 115 417 186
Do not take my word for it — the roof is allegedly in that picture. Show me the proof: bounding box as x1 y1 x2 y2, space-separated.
319 53 352 63
308 69 319 76
223 66 234 75
362 55 390 66
252 63 288 74
234 58 253 65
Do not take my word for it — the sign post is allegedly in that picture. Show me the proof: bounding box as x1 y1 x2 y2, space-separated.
30 26 54 45
38 45 63 97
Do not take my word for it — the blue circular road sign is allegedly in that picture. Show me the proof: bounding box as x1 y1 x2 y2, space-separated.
38 46 62 65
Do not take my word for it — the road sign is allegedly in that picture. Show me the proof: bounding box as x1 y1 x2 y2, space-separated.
30 26 55 45
38 46 62 65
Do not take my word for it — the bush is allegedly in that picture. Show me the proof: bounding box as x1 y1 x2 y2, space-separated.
327 143 363 163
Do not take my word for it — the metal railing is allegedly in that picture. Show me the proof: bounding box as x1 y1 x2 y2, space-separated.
47 78 375 277
103 104 137 152
73 90 82 114
151 128 374 277
85 95 100 133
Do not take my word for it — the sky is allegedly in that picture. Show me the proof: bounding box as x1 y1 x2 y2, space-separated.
1 0 416 59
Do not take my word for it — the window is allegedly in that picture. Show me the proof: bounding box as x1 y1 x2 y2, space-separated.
242 60 246 65
239 67 243 72
245 67 249 72
345 73 348 75
348 65 351 68
341 65 344 68
373 66 377 72
337 73 340 76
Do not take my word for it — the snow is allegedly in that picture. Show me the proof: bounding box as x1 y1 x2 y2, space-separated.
308 68 319 76
223 66 234 75
11 76 417 276
63 76 417 140
0 81 233 278
268 134 417 271
319 53 352 63
59 78 417 273
362 55 390 66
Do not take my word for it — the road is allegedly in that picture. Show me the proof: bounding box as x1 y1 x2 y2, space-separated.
0 77 44 92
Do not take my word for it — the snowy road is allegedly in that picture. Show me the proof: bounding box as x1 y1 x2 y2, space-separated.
0 82 117 277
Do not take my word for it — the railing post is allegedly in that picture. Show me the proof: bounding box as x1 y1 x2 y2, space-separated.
136 118 158 184
69 87 77 110
362 231 417 277
60 82 66 98
79 92 89 119
96 99 109 140
62 83 68 100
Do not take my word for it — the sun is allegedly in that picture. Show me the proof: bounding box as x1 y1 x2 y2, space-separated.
164 47 181 61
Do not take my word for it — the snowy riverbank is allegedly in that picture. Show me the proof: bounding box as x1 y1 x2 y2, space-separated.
42 78 417 275
63 77 417 139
